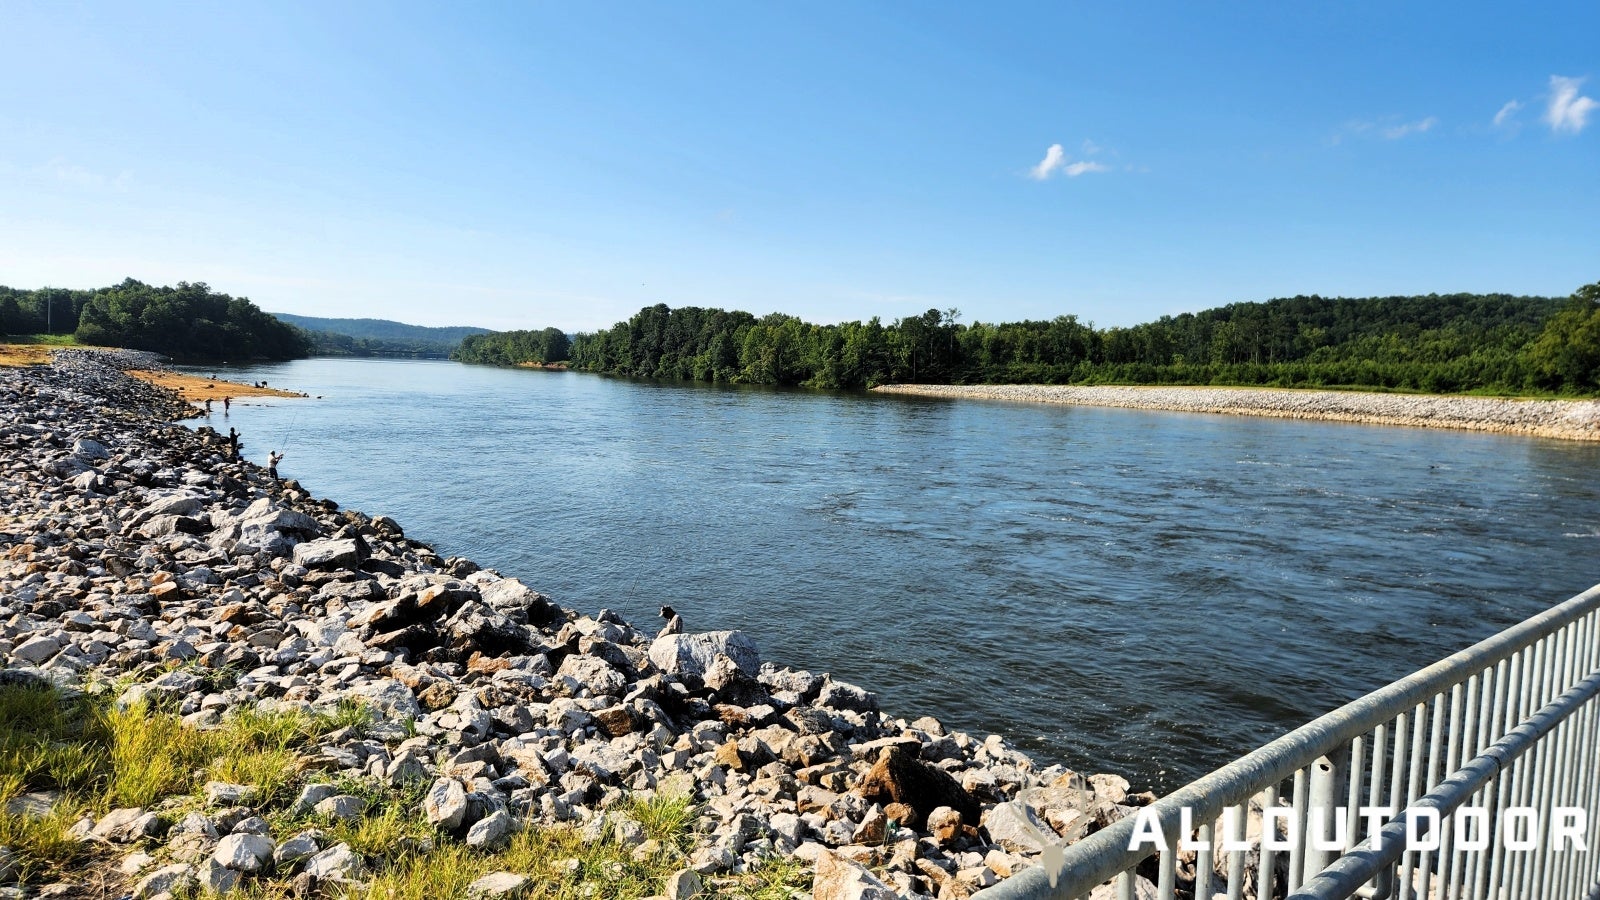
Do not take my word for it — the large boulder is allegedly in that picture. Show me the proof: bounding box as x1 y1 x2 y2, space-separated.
982 800 1052 853
555 654 627 697
478 578 559 623
812 848 898 900
343 678 422 720
211 497 320 555
293 537 363 569
853 745 980 829
649 631 760 680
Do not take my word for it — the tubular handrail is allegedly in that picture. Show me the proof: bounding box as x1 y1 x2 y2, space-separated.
1286 669 1600 899
973 582 1600 900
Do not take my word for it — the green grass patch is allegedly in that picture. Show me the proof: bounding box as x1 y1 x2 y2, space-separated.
0 683 812 900
1 333 80 346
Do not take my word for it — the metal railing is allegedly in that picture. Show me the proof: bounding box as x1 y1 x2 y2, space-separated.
974 583 1600 900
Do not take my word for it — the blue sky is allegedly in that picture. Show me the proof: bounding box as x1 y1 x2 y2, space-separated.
1 2 1595 331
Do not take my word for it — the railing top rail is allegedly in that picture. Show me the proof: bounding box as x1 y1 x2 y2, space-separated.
974 581 1600 900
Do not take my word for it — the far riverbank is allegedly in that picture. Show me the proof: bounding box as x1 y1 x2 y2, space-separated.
870 383 1600 442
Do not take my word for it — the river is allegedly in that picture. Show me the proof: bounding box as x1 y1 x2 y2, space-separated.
187 357 1600 791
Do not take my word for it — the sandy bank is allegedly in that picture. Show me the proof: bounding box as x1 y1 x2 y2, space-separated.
126 369 306 403
0 343 61 367
871 383 1600 442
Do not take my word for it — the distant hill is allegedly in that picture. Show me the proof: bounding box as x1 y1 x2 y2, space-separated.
271 313 492 359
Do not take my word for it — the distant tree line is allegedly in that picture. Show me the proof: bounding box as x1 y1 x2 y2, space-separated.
2 278 309 361
271 313 489 358
453 328 571 366
301 330 462 359
508 283 1597 395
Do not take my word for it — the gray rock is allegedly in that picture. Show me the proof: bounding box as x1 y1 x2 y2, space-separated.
273 831 322 868
171 812 220 839
204 782 256 806
816 678 877 712
213 832 275 872
92 807 161 843
555 654 627 696
425 778 469 830
143 494 203 518
467 871 529 898
132 863 196 900
72 437 110 460
196 857 241 894
314 795 367 822
344 678 421 720
812 848 898 900
466 809 514 849
304 843 362 882
664 867 703 900
648 631 761 679
12 636 61 665
982 800 1052 854
293 537 362 569
478 578 543 611
289 783 337 816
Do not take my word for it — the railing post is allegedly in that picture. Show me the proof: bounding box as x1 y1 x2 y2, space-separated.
1305 753 1345 879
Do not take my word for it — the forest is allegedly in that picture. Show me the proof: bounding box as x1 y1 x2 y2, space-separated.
1 279 309 361
540 284 1600 395
453 328 572 366
273 313 489 358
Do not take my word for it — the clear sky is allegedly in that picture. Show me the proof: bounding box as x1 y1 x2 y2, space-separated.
1 2 1595 331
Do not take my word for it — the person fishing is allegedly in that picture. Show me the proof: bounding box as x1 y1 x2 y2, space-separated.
223 396 231 414
268 450 284 479
204 398 212 415
227 427 241 460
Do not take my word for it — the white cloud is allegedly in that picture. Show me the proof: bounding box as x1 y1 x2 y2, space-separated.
38 158 131 191
1029 142 1113 180
1380 116 1438 139
1030 143 1066 180
1493 99 1523 129
1545 75 1597 134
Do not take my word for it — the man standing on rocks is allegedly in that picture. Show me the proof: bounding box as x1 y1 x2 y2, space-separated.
268 450 283 479
228 427 241 460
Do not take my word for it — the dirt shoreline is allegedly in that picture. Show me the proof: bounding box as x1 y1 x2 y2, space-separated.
870 383 1600 442
0 343 305 406
125 369 306 403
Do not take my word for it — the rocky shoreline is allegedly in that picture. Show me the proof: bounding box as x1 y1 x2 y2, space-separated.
871 383 1600 442
0 352 1152 899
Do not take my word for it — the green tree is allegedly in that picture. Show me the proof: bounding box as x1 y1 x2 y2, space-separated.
1528 283 1600 392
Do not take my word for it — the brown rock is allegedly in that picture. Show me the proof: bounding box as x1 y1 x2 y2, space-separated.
852 805 888 844
466 652 511 674
915 859 968 900
926 806 963 845
594 705 635 737
713 740 744 771
853 746 980 829
417 682 459 711
883 802 916 828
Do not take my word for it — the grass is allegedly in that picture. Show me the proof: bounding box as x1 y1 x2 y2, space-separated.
0 682 813 899
0 683 368 886
2 333 80 346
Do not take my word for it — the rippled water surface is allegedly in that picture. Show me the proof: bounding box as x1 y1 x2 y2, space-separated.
192 358 1600 791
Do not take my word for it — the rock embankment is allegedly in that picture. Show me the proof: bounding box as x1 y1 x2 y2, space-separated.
871 383 1600 441
1 353 1148 899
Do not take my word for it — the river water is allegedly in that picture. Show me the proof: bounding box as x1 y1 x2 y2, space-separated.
190 358 1600 791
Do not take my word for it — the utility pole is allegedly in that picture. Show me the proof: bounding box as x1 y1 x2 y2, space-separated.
46 295 52 333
